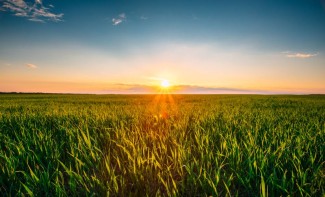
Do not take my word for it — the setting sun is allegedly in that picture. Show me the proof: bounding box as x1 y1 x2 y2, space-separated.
161 80 170 88
0 0 324 196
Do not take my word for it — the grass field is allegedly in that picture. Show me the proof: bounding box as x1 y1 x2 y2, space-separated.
0 94 324 196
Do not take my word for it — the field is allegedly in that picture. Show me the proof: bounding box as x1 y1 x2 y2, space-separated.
0 94 324 196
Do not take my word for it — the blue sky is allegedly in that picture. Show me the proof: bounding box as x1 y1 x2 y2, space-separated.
0 0 325 94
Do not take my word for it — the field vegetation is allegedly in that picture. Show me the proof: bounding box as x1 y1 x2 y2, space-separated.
0 94 324 196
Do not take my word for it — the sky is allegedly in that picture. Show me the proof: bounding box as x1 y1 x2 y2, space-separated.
0 0 325 94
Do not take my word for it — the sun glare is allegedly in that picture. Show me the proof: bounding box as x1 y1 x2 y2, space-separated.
161 80 170 88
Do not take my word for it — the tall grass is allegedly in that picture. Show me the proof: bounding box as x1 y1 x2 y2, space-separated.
0 94 324 196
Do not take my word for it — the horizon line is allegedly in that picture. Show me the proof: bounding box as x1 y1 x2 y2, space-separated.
0 91 324 96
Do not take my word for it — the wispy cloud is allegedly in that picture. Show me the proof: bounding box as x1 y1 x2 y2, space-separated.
140 15 148 20
112 13 126 25
1 0 63 22
172 85 269 94
26 63 37 69
97 83 271 94
28 17 44 23
283 51 318 58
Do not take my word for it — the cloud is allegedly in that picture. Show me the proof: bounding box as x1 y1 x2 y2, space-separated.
97 83 270 94
112 13 126 25
1 0 63 22
172 85 269 94
100 83 155 94
28 17 44 23
26 63 37 69
283 51 318 58
140 16 148 20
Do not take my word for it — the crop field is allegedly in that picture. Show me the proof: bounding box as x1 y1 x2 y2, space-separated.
0 94 324 196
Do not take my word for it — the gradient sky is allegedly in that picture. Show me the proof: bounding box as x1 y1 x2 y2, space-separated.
0 0 325 94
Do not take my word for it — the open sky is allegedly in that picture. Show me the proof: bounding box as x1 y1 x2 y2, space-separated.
0 0 325 94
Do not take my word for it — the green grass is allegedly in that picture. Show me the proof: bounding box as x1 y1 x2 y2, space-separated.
0 94 324 196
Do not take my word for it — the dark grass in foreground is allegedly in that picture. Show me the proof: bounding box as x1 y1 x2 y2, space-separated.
0 94 324 196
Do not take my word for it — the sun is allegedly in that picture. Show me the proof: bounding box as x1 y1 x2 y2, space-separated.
161 79 170 88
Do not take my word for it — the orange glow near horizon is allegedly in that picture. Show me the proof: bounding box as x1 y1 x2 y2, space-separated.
0 41 324 94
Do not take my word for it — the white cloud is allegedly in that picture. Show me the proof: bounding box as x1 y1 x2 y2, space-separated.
26 63 37 69
112 13 126 25
140 16 148 20
1 0 63 22
15 12 28 17
119 13 125 18
283 51 318 58
8 0 27 8
3 2 26 13
112 18 122 25
28 17 44 23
